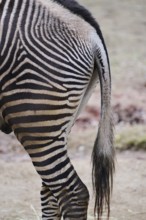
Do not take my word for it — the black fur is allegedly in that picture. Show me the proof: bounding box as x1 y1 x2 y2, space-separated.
92 121 115 220
1 122 12 134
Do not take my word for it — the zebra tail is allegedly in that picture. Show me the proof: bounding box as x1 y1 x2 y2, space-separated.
92 45 115 220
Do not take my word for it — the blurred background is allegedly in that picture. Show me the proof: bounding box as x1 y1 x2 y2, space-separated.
0 0 146 219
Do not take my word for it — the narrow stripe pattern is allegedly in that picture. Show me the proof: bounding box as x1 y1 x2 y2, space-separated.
0 0 96 219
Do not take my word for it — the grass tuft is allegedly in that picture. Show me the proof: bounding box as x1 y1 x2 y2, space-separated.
69 124 146 152
115 124 146 150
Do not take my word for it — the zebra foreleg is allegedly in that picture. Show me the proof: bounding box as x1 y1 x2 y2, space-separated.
41 183 61 220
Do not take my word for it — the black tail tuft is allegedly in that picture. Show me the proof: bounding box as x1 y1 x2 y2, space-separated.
92 119 115 220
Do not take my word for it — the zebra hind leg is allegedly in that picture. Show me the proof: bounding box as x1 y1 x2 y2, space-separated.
41 183 61 220
12 111 89 218
39 147 89 219
29 140 89 219
59 175 89 220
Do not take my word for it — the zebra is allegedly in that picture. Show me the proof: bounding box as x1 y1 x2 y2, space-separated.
0 0 115 219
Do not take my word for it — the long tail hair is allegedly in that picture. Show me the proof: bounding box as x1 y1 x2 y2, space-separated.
92 38 115 220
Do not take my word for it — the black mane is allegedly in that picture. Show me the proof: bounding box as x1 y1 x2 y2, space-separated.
52 0 109 64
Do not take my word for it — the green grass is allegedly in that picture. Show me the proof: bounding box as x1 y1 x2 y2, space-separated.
69 124 146 152
115 124 146 150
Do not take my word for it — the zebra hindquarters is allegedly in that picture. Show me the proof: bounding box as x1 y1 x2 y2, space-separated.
2 87 90 219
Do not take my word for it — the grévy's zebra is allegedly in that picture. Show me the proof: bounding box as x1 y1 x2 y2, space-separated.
0 0 115 219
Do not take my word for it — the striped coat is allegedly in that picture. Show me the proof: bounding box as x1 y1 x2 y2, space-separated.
0 0 115 219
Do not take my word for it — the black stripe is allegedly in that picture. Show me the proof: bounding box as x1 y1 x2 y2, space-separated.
1 0 22 57
9 113 71 125
33 150 67 166
2 91 68 103
24 136 64 150
2 103 75 116
43 165 73 183
14 122 68 136
38 157 70 175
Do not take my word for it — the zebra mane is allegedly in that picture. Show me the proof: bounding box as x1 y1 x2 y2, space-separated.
52 0 109 66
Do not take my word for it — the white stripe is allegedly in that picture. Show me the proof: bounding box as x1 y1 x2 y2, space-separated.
1 98 73 110
27 140 65 154
0 39 21 82
1 0 19 55
5 108 74 121
0 0 11 49
13 116 71 129
17 50 27 61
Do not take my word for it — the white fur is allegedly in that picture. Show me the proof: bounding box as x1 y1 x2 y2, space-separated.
38 0 96 40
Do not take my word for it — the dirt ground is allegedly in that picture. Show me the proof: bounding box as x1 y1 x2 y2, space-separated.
0 0 146 219
0 150 146 220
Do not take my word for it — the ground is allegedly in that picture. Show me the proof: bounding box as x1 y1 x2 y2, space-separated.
0 150 146 220
0 0 146 219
